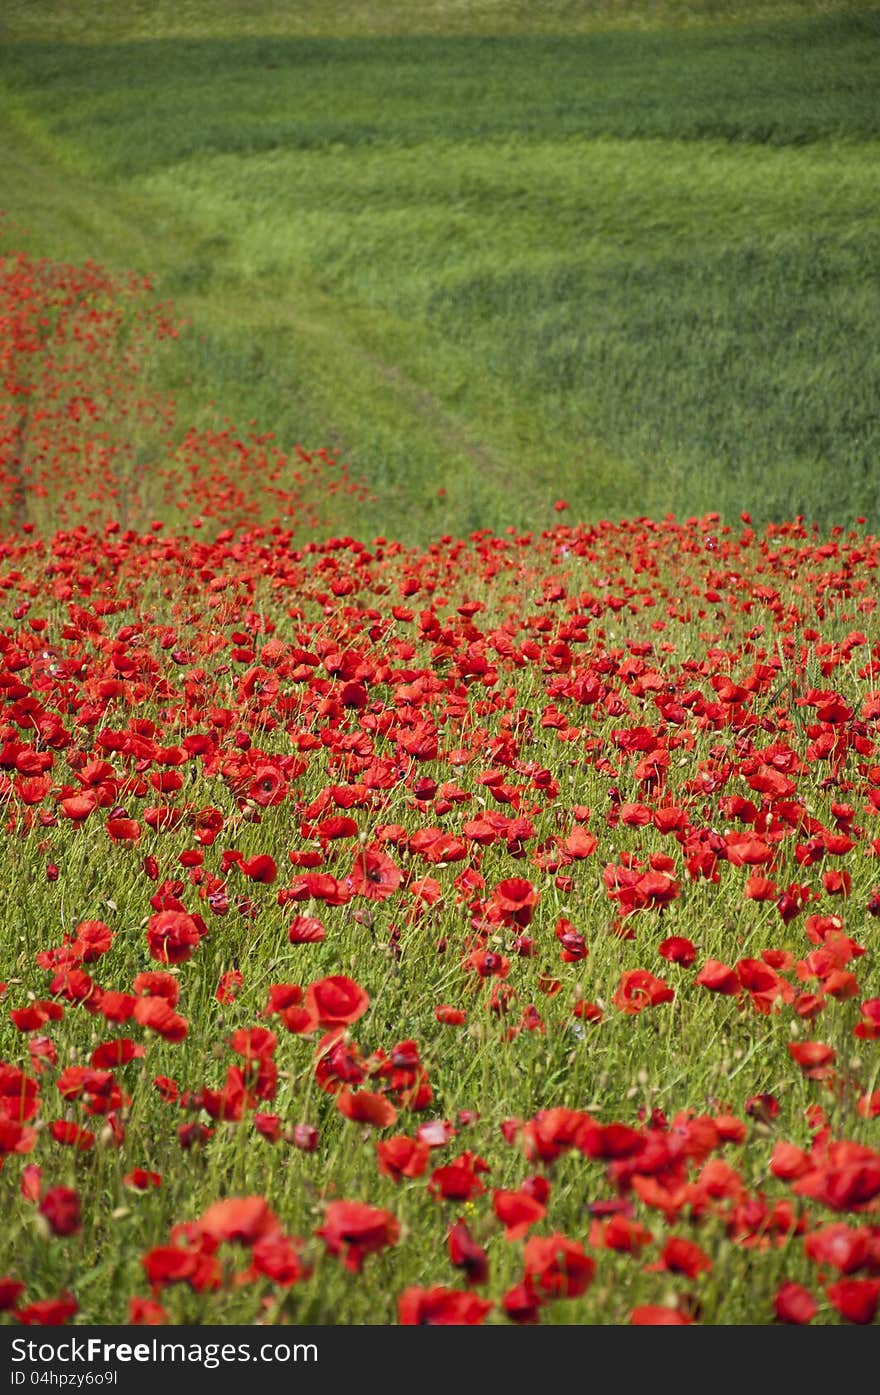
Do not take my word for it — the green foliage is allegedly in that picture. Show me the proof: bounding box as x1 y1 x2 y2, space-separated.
1 9 879 537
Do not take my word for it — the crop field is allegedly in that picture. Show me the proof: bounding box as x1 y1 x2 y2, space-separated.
0 0 878 1331
2 3 880 539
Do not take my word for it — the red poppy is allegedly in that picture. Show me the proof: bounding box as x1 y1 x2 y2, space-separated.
124 1169 162 1191
238 853 277 883
429 1152 491 1202
695 959 740 995
316 1200 399 1272
1 1121 37 1155
589 1214 654 1253
377 1135 430 1181
854 998 880 1041
0 1278 25 1311
238 1230 303 1286
630 1305 692 1325
349 846 404 901
337 1089 397 1129
129 1297 169 1325
612 969 674 1014
305 975 370 1028
658 936 697 966
805 1223 872 1274
492 1188 546 1240
774 1281 817 1324
465 948 511 979
40 1187 81 1237
197 1196 280 1246
20 1164 42 1204
49 1120 95 1150
577 1120 645 1160
141 1246 200 1288
487 877 539 927
447 1219 489 1285
133 997 189 1041
91 1038 144 1068
215 969 243 1003
14 1292 78 1325
288 1123 319 1152
288 915 326 944
145 910 201 965
435 1004 467 1026
398 1286 493 1325
132 971 180 1005
502 1278 542 1324
826 1278 880 1325
522 1234 595 1301
71 921 114 961
789 1041 836 1079
648 1235 712 1277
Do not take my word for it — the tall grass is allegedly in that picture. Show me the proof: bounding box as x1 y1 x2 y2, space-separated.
1 10 879 539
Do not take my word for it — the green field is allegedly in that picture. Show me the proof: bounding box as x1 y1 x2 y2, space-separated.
1 2 879 539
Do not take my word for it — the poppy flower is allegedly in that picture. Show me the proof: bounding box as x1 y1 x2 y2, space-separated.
316 1200 399 1272
630 1305 692 1325
774 1282 817 1324
215 969 243 1004
91 1038 143 1068
492 1188 546 1240
658 936 697 966
854 998 880 1041
133 997 189 1042
305 975 370 1028
40 1187 81 1237
789 1041 836 1079
145 910 201 965
20 1164 42 1204
589 1214 654 1253
805 1223 872 1274
447 1219 489 1285
49 1120 95 1150
129 1297 169 1325
349 846 404 901
197 1196 280 1246
141 1246 200 1288
0 1278 25 1311
429 1152 491 1202
288 915 326 944
288 1123 319 1152
398 1287 493 1325
648 1235 712 1277
377 1135 430 1181
612 969 674 1015
14 1292 78 1325
238 853 277 883
695 959 739 995
435 1005 467 1026
337 1089 397 1129
417 1119 459 1148
488 877 539 927
133 971 180 1005
124 1169 162 1191
826 1278 880 1325
523 1233 595 1299
502 1278 542 1324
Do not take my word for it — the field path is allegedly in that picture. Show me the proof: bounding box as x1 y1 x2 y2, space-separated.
0 113 537 523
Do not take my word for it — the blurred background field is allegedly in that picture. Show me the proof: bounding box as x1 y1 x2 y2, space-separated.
1 1 879 540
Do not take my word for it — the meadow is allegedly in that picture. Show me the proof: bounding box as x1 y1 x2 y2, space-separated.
0 0 878 1331
1 3 879 539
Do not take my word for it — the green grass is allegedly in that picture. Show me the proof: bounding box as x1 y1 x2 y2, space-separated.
1 8 880 540
0 0 866 42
